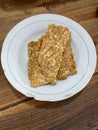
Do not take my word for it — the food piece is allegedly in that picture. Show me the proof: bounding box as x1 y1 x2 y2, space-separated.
57 29 77 79
57 40 77 79
28 24 77 87
28 37 49 87
38 24 70 84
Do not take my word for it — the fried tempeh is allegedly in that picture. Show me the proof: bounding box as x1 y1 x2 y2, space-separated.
38 24 70 84
28 24 77 87
57 40 77 79
28 37 49 87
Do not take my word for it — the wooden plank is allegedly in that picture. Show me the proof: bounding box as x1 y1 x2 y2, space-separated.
0 73 98 115
47 0 98 18
0 74 98 129
0 0 98 129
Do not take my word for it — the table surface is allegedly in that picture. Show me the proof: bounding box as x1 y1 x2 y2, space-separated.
0 0 98 130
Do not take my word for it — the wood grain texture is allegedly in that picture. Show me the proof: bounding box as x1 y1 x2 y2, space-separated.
0 0 98 130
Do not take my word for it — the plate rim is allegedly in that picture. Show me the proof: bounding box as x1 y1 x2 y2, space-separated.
1 14 97 101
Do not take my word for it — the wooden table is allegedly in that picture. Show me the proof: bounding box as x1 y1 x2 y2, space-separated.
0 0 98 130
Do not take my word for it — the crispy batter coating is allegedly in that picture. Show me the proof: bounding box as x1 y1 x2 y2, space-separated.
57 29 77 79
38 24 70 84
28 37 49 87
28 24 77 87
57 40 77 79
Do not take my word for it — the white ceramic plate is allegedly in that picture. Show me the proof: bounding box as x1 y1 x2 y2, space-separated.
1 14 97 101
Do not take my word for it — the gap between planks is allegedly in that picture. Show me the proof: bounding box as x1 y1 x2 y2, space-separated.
0 98 32 111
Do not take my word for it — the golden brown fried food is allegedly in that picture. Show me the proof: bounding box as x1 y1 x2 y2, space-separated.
28 37 49 87
57 40 77 79
57 28 77 79
38 24 70 84
28 24 77 87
